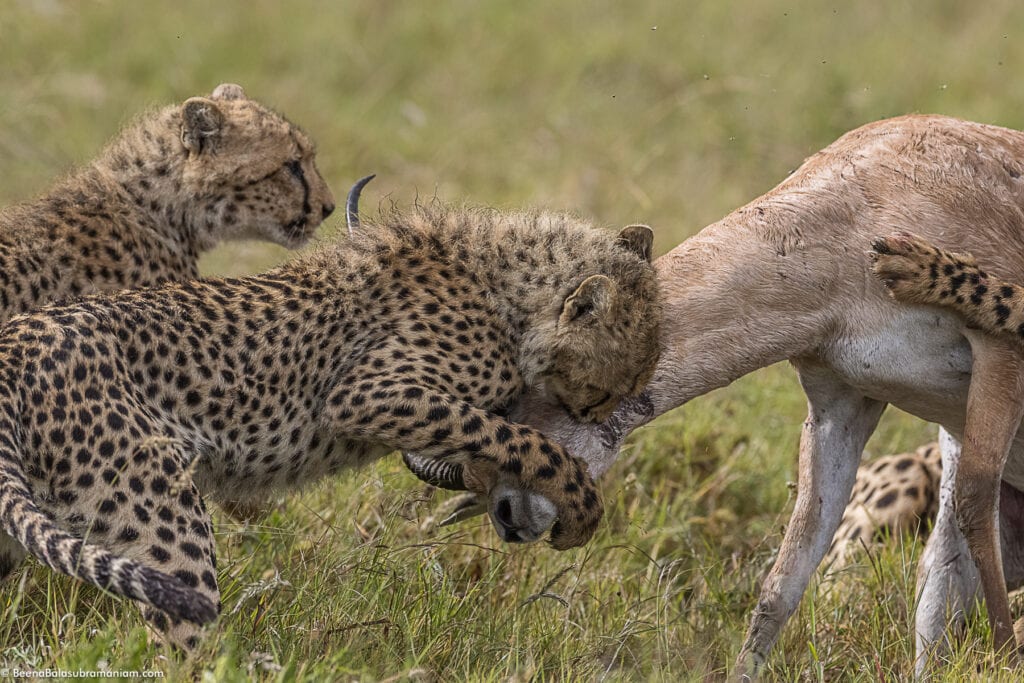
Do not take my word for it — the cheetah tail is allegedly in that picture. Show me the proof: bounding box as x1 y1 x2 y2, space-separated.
0 448 217 625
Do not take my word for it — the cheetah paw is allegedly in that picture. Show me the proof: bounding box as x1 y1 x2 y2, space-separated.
869 231 971 304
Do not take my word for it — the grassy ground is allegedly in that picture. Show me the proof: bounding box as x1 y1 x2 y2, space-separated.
3 0 1024 679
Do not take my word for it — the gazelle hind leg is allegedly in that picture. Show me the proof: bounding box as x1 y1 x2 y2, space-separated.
999 480 1024 652
954 334 1024 659
914 429 979 677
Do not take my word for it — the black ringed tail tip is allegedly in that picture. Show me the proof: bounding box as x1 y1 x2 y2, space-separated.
345 174 376 235
141 567 219 624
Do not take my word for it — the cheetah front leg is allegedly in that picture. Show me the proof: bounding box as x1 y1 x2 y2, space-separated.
734 362 886 680
218 499 271 523
324 377 603 550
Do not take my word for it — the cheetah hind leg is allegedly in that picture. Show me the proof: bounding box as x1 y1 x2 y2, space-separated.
218 498 272 524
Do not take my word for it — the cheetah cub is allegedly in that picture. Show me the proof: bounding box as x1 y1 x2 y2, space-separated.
0 82 334 315
0 193 660 647
0 83 333 573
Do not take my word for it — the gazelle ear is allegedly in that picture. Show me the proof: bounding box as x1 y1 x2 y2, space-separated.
180 97 225 155
616 224 654 263
211 83 246 100
559 275 614 326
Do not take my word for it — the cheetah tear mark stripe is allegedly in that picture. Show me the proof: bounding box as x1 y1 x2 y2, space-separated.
282 160 311 241
0 416 216 625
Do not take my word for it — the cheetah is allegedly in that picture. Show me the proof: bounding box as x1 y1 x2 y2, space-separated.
0 192 661 647
870 231 1024 340
824 442 941 570
0 83 333 577
0 82 334 311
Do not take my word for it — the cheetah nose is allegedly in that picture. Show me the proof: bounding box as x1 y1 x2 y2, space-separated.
322 202 336 220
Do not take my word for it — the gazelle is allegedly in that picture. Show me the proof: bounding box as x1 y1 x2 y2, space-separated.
431 114 1024 676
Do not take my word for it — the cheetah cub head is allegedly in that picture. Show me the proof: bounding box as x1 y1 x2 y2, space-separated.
177 83 335 248
531 224 661 424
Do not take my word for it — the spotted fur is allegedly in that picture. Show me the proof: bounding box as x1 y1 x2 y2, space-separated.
0 83 334 316
824 442 942 570
0 83 333 579
871 231 1024 341
0 205 660 646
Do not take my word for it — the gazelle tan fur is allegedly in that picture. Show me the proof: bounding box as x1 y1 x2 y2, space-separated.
506 114 1024 677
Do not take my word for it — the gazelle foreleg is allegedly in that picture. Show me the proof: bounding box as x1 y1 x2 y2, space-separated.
734 361 886 679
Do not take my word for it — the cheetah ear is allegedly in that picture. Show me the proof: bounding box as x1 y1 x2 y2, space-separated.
559 275 615 327
616 224 654 263
181 97 225 155
211 83 246 101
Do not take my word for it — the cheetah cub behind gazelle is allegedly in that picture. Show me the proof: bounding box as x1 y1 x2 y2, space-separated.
0 82 334 315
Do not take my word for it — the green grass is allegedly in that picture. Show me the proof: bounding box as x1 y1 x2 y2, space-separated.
3 0 1024 679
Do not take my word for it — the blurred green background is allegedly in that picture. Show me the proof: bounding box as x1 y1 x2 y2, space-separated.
2 0 1022 679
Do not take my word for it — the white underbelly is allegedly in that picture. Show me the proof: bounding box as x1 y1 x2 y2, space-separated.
820 307 1024 491
824 308 972 419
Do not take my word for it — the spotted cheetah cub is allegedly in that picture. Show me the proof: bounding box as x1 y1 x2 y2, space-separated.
0 83 333 568
824 442 941 570
0 82 333 315
0 198 660 647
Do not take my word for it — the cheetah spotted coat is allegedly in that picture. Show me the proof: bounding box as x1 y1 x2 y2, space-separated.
0 206 660 647
0 82 333 581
